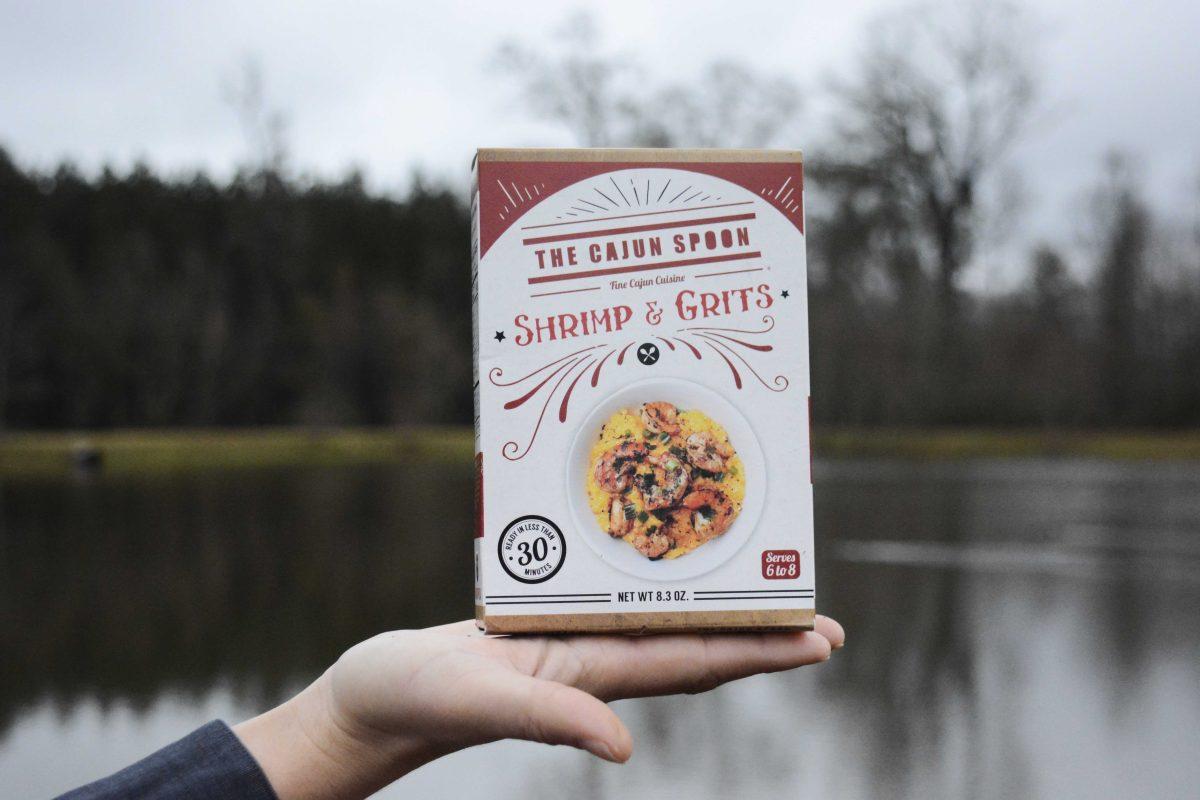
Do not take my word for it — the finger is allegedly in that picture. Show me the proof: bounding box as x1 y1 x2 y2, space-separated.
815 615 846 649
563 630 833 700
472 668 633 762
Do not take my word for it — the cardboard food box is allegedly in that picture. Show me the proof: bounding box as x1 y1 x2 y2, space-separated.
472 148 814 634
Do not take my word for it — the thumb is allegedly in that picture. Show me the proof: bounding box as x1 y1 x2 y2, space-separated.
482 671 633 763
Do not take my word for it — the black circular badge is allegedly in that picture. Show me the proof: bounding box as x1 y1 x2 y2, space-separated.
637 342 660 365
497 515 566 584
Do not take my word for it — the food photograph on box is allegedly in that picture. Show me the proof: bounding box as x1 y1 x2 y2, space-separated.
473 149 814 634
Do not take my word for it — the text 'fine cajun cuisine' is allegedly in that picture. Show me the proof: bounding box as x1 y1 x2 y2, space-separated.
587 402 745 560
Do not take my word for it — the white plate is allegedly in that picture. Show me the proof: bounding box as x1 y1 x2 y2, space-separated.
566 378 766 581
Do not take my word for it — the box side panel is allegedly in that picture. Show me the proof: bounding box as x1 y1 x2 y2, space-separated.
471 154 484 627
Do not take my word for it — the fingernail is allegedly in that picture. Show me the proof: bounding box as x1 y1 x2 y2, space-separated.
832 640 845 650
585 739 618 762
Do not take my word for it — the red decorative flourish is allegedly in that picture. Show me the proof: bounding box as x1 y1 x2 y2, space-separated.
503 357 580 410
488 345 604 387
674 315 788 392
672 337 703 359
693 333 788 391
489 340 635 460
700 331 772 352
559 357 596 422
681 316 775 335
500 358 581 461
703 341 742 389
591 348 617 387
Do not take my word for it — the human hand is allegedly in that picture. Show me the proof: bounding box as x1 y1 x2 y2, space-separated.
235 617 845 800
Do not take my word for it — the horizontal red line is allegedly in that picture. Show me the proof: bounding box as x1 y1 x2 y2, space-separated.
530 286 601 298
522 212 756 246
527 251 762 285
519 201 754 230
695 267 765 278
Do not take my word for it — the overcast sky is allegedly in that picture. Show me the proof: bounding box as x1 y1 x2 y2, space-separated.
2 0 1197 286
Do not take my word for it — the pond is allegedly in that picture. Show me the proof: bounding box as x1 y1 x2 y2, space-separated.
2 458 1198 798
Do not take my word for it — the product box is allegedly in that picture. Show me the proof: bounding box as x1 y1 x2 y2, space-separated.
472 149 814 634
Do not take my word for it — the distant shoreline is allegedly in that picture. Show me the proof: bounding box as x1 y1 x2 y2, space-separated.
2 426 1200 478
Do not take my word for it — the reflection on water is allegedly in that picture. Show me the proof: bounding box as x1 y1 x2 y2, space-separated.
2 459 1199 798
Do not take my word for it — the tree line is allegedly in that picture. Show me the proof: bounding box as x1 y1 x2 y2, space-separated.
3 142 1196 431
0 158 471 429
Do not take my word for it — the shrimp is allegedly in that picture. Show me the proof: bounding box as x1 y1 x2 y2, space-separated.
659 507 699 552
608 496 634 537
629 526 672 559
594 440 647 492
640 401 680 435
639 452 691 509
684 430 734 473
681 481 736 540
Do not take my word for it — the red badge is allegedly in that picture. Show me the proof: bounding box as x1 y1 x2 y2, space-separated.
761 549 800 579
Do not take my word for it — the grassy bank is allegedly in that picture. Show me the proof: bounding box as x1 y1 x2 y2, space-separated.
817 428 1200 461
0 427 475 479
2 426 1199 479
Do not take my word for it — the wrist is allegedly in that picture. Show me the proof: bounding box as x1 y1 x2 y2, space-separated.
234 670 435 800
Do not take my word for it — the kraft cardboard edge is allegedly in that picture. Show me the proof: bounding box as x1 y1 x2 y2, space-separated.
476 148 803 164
475 607 816 635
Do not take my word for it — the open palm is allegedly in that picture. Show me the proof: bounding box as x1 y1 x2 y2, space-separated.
329 617 845 764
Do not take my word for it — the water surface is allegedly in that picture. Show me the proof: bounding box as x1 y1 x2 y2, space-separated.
2 458 1198 799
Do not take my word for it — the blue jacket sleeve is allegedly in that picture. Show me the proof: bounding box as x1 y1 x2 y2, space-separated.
56 720 277 800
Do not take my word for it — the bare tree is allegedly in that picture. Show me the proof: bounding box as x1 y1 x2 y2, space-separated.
494 13 644 146
818 0 1038 325
222 56 290 175
495 12 801 148
1084 151 1150 423
654 61 801 148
